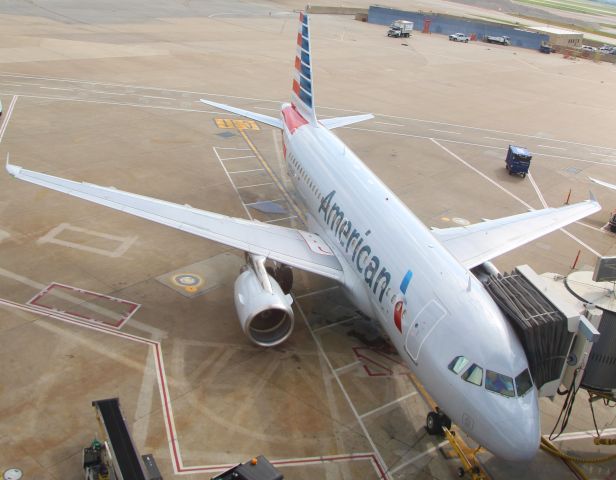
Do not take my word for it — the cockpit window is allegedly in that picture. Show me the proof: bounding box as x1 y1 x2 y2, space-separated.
448 356 469 375
485 370 515 397
515 369 533 397
462 363 483 386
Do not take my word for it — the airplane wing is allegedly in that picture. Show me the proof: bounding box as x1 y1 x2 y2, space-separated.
320 114 374 129
200 99 283 129
431 198 601 269
6 162 344 281
589 177 616 192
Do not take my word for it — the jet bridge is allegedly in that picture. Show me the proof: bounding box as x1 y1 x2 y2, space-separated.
477 264 599 397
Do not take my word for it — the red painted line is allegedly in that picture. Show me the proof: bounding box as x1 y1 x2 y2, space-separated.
1 297 389 478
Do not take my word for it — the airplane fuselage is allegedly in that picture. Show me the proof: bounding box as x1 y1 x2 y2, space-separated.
281 104 541 461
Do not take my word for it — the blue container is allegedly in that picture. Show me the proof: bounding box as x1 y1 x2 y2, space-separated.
506 145 531 177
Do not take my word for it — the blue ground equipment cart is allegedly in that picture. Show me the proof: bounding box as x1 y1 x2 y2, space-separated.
506 145 531 178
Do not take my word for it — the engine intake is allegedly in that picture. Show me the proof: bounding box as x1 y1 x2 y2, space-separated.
234 268 294 347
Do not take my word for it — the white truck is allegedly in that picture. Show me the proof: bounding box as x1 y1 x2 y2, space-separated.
387 20 413 38
449 33 470 43
486 35 511 45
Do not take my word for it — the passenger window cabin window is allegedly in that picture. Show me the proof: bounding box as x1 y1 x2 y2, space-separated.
485 370 515 397
515 369 533 397
462 363 483 386
448 356 469 375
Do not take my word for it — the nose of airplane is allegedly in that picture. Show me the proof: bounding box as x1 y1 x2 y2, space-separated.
490 392 541 462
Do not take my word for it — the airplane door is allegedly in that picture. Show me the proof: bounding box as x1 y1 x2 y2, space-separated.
405 299 447 362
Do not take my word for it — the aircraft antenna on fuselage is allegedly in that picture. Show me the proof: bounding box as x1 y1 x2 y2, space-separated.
291 11 318 125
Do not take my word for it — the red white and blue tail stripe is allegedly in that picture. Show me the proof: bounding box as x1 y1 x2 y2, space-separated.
292 12 317 124
200 11 374 132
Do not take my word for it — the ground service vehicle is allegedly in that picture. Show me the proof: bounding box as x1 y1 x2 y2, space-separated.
449 33 470 42
506 145 532 178
486 35 510 45
388 20 413 38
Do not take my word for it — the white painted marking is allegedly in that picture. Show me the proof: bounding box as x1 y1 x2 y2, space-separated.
430 139 533 209
227 168 264 174
389 440 450 473
212 147 252 220
0 230 9 243
219 155 256 161
294 286 340 300
429 128 461 135
575 221 603 233
244 198 283 206
296 302 391 478
213 147 251 151
485 136 516 143
0 95 18 143
39 86 73 91
527 173 548 209
344 126 616 168
140 94 175 100
592 152 613 157
360 392 418 419
311 315 360 332
376 121 404 127
253 106 280 112
0 82 24 87
334 361 362 374
236 182 274 189
37 223 137 258
552 427 616 442
264 215 297 223
538 144 566 151
560 228 601 257
1 72 614 153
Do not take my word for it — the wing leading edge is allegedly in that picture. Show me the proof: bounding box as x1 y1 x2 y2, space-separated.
432 198 601 269
6 162 343 281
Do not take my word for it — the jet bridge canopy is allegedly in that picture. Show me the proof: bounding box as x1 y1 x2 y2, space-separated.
482 267 574 391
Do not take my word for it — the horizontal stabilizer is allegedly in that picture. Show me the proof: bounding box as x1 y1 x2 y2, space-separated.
200 99 283 129
589 177 616 192
320 114 374 129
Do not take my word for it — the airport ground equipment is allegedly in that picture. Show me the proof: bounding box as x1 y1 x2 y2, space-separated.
387 19 413 37
212 455 283 480
505 145 531 178
539 43 553 54
89 398 161 480
485 35 510 45
449 33 470 42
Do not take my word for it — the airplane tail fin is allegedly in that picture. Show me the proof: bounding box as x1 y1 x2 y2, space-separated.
292 11 317 125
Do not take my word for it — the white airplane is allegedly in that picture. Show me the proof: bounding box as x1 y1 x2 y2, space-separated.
6 12 601 464
590 177 616 192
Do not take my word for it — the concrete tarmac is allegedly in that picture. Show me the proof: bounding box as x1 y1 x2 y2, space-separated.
1 2 616 479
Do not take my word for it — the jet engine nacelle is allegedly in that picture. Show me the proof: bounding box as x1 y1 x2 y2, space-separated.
234 268 294 347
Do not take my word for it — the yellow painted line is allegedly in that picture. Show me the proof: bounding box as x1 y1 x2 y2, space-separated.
215 118 260 130
238 129 306 224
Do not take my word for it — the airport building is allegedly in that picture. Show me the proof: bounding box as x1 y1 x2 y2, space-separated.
368 5 550 49
527 26 583 48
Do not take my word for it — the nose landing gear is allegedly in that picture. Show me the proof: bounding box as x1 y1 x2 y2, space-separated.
426 408 451 435
425 408 487 479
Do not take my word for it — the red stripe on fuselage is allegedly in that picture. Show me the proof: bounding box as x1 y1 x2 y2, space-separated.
282 105 308 134
292 79 300 96
295 56 301 71
297 33 302 46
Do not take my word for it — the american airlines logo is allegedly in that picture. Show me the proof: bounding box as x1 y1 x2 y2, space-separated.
319 190 392 303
